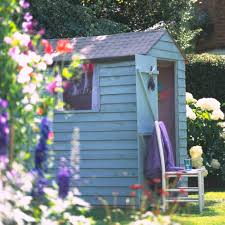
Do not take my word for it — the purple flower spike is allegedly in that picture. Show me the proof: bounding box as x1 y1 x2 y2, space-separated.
57 158 71 198
19 0 30 9
0 99 9 156
34 117 51 171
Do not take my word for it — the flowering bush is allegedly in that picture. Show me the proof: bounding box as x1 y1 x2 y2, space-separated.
0 156 93 225
186 92 225 182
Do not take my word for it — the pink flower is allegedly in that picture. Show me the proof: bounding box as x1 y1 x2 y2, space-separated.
4 37 12 44
19 0 30 9
46 81 57 94
8 47 20 60
24 12 33 22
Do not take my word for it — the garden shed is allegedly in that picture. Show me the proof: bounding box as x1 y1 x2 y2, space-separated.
52 29 187 206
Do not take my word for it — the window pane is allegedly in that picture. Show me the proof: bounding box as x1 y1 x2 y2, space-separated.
63 64 94 110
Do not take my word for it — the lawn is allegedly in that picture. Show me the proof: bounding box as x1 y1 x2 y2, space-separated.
172 189 225 225
89 189 225 225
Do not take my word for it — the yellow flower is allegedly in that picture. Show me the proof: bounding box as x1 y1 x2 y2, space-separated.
189 146 203 159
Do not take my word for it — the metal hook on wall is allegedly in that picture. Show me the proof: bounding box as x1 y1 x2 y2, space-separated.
148 66 156 91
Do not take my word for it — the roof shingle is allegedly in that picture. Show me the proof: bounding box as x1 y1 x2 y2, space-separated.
51 30 166 60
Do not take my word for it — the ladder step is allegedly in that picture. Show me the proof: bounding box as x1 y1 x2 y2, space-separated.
166 187 199 192
166 197 199 203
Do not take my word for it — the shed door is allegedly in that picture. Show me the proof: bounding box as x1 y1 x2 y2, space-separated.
135 54 158 134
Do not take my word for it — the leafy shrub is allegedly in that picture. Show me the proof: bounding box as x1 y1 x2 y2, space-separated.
186 93 225 185
186 54 225 110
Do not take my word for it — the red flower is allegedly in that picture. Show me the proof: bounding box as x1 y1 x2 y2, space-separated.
56 40 73 53
36 107 43 115
143 190 152 199
179 188 187 195
151 178 161 184
129 184 144 190
158 188 169 197
130 191 136 197
41 40 53 54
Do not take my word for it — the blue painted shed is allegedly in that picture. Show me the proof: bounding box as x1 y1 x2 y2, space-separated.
52 29 187 206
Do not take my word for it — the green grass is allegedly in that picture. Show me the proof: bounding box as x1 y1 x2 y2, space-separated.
172 190 225 225
89 189 225 225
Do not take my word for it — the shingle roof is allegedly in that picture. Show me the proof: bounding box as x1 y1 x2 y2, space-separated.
51 30 166 60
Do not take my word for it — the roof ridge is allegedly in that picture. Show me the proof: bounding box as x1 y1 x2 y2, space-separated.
49 29 166 41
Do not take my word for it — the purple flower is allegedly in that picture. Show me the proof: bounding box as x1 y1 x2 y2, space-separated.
22 21 33 33
31 169 48 197
35 138 48 170
57 158 71 198
0 99 9 156
0 99 8 109
34 117 51 171
19 0 30 9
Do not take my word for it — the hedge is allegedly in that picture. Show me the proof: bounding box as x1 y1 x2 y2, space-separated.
186 54 225 109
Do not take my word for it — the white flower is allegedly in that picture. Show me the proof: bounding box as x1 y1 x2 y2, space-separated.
201 166 208 177
43 53 53 65
186 92 197 104
13 32 30 47
211 109 224 120
196 98 221 111
24 104 33 112
218 122 225 128
21 96 29 104
186 105 196 120
189 146 203 159
30 92 40 104
23 83 36 94
211 159 220 170
37 61 47 71
17 66 33 83
28 51 41 63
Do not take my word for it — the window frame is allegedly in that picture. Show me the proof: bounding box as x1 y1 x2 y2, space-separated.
58 63 100 113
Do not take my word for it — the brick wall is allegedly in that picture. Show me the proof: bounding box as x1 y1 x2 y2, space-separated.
197 0 225 52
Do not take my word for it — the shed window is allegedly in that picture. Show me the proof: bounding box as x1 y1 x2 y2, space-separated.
63 63 99 111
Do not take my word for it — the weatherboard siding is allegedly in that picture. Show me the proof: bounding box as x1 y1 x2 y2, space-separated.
53 60 138 205
149 32 187 166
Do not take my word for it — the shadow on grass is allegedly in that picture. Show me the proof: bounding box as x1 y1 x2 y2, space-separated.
175 200 220 217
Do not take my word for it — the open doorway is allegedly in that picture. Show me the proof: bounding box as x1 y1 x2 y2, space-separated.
157 60 176 156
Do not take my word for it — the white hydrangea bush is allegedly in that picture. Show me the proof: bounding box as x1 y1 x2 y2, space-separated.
186 93 225 182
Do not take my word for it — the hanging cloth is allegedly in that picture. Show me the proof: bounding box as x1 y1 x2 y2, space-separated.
144 121 183 179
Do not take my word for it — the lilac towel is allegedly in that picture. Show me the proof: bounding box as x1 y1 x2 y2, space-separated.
144 121 183 179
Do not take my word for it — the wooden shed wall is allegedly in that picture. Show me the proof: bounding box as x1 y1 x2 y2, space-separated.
148 32 187 167
53 61 139 205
